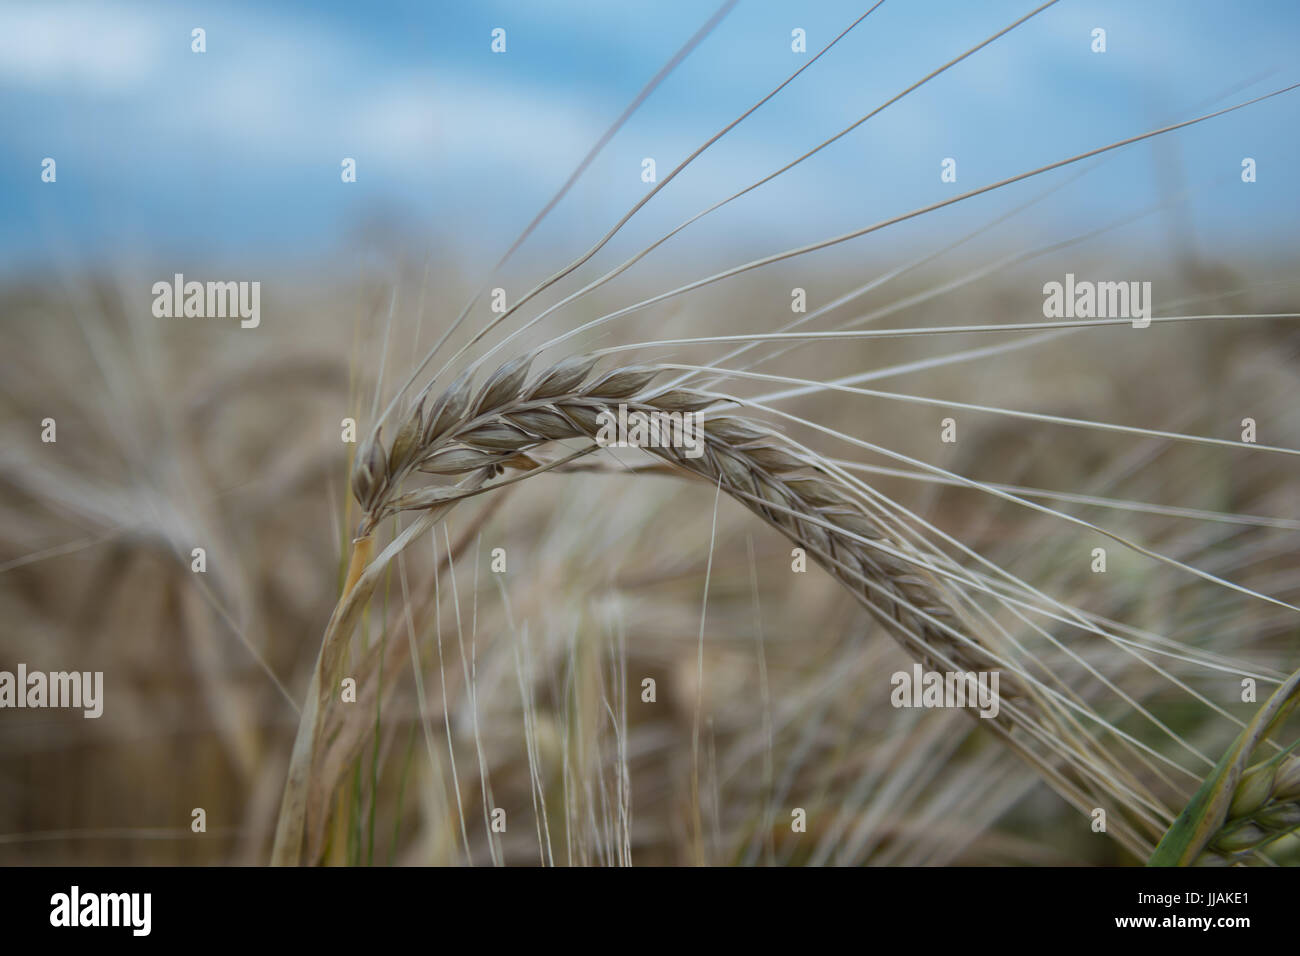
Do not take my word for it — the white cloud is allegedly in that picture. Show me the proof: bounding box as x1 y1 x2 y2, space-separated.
0 3 163 93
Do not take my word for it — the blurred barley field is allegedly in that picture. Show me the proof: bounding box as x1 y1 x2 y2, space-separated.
3 255 1296 865
1 1 1298 867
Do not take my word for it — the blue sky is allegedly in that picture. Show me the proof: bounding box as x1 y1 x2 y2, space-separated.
3 0 1298 280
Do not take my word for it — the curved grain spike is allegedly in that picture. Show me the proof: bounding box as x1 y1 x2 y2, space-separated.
329 359 1128 872
363 363 1026 725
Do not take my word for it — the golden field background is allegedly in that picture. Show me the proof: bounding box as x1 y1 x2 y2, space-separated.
2 244 1296 865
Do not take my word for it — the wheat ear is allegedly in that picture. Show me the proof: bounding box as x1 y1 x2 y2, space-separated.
357 354 1026 698
272 353 1145 863
1151 666 1300 866
1202 754 1300 863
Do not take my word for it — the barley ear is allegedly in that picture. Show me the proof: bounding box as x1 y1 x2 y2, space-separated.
1149 666 1300 866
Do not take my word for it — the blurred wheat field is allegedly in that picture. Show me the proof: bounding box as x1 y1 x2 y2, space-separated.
1 1 1298 866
